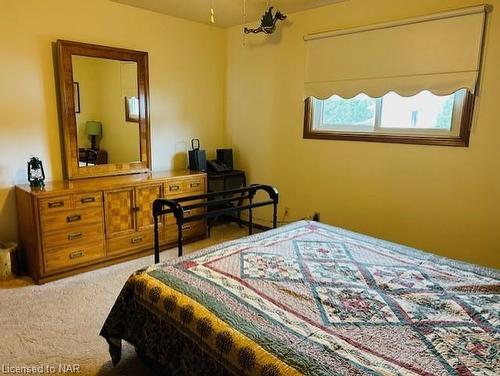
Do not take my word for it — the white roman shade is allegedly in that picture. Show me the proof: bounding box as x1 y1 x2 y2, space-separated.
304 6 488 99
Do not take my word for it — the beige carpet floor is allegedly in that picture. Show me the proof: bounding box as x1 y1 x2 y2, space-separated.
0 224 248 376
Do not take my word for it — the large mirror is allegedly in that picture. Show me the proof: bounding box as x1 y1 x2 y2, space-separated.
57 40 150 179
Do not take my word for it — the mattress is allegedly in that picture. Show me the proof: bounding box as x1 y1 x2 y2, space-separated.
100 221 500 375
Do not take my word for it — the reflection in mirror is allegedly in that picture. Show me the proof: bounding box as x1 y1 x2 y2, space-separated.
71 56 140 166
125 96 139 122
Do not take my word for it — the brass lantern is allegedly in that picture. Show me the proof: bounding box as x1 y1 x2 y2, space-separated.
27 157 45 188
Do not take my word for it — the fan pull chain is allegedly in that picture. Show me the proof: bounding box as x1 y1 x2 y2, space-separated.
210 0 215 24
243 0 247 46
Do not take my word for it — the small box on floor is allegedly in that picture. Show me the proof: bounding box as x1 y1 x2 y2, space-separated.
0 242 18 280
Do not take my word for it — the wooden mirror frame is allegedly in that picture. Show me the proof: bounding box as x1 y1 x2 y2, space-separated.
57 40 151 179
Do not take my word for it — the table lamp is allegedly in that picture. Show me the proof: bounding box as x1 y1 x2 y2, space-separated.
86 121 102 150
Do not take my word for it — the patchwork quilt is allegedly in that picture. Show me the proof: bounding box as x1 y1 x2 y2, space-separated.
101 221 500 375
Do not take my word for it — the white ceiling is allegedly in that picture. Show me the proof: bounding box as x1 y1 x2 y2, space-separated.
109 0 346 28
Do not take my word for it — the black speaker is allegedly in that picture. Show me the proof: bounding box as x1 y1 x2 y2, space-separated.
188 139 206 171
216 149 233 170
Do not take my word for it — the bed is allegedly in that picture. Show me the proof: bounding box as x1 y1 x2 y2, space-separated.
101 220 500 375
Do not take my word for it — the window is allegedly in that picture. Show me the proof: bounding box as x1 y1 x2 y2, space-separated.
302 6 487 146
304 89 474 146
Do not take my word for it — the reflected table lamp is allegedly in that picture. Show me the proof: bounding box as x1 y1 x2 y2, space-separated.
86 121 102 150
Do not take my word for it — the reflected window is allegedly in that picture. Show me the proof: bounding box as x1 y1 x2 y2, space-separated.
125 96 139 122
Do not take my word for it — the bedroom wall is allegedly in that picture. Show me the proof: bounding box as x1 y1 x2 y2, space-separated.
0 0 226 243
225 0 500 268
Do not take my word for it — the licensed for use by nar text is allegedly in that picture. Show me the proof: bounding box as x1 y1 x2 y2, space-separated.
1 363 81 374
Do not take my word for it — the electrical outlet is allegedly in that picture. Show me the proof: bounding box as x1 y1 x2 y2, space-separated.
312 212 320 222
284 207 290 218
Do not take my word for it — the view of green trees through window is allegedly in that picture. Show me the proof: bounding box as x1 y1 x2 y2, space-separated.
435 95 454 129
318 90 461 131
323 95 375 126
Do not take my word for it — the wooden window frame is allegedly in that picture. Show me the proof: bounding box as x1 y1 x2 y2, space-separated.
303 91 475 147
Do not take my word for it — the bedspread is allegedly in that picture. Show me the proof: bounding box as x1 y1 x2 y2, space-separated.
101 221 500 375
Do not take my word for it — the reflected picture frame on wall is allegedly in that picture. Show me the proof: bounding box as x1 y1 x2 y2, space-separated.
73 82 80 114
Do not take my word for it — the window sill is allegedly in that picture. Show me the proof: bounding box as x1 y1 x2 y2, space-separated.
302 131 470 147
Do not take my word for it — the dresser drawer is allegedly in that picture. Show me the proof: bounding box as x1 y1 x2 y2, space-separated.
41 207 103 233
73 192 103 209
107 231 154 256
44 241 105 273
184 176 205 193
43 223 104 251
165 176 205 196
165 221 206 242
39 196 72 215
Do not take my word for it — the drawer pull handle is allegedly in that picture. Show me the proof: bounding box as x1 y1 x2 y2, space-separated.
81 197 96 204
132 206 140 213
169 185 180 191
67 215 81 223
48 201 64 209
68 232 82 240
190 182 201 188
131 236 143 244
182 225 191 231
69 250 84 259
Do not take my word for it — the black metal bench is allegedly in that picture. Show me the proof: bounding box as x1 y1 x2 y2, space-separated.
152 184 279 263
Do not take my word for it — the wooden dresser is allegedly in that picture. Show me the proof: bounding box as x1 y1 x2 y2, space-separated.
15 170 206 284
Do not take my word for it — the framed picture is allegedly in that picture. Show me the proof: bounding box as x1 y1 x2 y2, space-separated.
125 96 139 122
73 82 80 113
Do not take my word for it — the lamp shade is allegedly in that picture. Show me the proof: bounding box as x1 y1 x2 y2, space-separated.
85 121 102 136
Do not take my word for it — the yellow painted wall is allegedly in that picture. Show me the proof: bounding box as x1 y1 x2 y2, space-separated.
225 0 500 268
0 0 226 243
